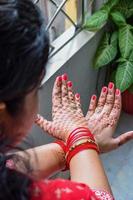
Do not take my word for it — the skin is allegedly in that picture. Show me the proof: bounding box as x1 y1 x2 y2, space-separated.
16 143 66 180
0 88 66 179
0 89 38 146
36 79 133 153
85 83 122 153
34 76 133 183
77 83 133 152
1 74 133 188
35 75 88 141
38 74 112 193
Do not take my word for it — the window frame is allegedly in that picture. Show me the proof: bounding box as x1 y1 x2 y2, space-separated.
36 0 94 56
35 0 105 85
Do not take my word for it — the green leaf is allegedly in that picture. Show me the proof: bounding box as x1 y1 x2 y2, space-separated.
119 25 133 59
111 31 118 45
115 60 133 92
129 51 133 62
107 0 119 8
103 0 119 12
111 10 126 27
84 9 108 31
128 84 133 93
94 32 118 68
116 57 127 62
114 0 133 18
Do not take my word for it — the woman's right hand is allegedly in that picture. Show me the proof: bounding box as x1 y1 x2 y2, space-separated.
85 83 133 153
74 82 133 153
35 74 88 141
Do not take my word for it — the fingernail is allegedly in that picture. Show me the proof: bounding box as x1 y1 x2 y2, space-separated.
92 95 96 100
75 93 80 98
116 89 120 95
57 76 62 82
108 82 114 89
102 87 107 93
62 74 68 81
67 81 72 87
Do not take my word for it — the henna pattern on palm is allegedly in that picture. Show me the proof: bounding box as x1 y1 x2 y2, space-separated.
35 77 133 153
35 74 88 141
84 83 133 153
75 83 133 153
83 83 121 152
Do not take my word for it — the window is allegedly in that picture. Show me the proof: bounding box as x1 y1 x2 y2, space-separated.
35 0 93 55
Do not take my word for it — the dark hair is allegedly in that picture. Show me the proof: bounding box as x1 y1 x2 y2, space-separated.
0 0 49 115
0 153 32 200
0 0 49 199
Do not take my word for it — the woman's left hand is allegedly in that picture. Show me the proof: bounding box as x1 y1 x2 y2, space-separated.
36 78 133 153
35 74 88 141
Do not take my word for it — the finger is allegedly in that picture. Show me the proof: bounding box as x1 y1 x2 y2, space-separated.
35 115 65 140
86 95 97 120
109 89 121 129
102 82 115 115
52 76 62 115
112 131 133 147
35 114 53 135
95 86 107 113
75 93 84 117
61 74 69 106
67 81 76 109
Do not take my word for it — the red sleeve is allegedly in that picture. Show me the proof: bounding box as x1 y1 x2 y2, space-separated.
30 179 114 200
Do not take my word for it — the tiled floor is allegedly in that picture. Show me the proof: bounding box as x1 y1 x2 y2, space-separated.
101 112 133 200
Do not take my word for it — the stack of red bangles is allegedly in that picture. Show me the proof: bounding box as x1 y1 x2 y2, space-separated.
55 127 99 170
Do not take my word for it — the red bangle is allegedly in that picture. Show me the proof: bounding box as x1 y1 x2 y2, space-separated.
54 140 68 171
67 127 95 149
68 132 94 148
54 128 99 170
66 143 99 168
67 127 93 143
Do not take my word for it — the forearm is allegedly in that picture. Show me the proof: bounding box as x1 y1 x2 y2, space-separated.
15 143 66 179
70 149 112 194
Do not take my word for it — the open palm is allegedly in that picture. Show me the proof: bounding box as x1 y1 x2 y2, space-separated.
36 78 133 153
35 74 88 142
84 83 133 153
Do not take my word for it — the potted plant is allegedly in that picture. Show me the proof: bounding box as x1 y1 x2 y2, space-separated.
83 0 133 114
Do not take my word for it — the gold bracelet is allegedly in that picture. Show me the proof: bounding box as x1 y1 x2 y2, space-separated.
69 138 96 150
65 138 99 159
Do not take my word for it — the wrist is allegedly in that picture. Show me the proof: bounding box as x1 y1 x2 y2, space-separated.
65 127 99 168
64 125 89 142
53 141 67 171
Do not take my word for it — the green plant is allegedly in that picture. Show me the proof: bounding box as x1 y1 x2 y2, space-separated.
83 0 133 92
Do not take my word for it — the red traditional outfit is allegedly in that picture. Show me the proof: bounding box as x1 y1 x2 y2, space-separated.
6 159 114 200
31 179 114 200
7 127 114 200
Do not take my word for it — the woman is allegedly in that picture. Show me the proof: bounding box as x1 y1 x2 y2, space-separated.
0 0 133 199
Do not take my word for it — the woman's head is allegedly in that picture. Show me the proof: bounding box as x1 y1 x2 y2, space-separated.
0 0 49 150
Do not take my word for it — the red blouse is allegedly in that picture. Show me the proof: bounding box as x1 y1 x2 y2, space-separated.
30 179 114 200
6 159 114 200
